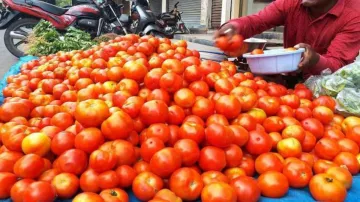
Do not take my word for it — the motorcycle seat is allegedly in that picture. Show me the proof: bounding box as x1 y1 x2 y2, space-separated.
13 0 69 15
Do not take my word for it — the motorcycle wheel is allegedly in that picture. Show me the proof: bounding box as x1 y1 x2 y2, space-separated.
4 18 39 58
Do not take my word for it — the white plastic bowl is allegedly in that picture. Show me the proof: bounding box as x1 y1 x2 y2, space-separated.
243 48 305 75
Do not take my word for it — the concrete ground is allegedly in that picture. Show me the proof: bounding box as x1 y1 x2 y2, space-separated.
0 30 18 79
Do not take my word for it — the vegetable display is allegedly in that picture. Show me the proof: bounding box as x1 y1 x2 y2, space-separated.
0 34 360 202
305 62 360 116
26 20 96 56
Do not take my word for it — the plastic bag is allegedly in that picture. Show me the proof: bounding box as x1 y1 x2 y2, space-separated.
304 62 360 116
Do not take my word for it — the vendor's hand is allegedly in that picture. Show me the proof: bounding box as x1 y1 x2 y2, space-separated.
295 43 320 69
214 23 239 39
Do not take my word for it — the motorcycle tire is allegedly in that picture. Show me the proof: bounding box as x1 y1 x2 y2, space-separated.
4 18 39 58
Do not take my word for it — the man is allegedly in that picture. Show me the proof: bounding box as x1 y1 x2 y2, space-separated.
217 0 360 79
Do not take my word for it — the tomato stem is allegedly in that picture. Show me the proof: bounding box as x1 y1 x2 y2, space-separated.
325 177 333 183
110 190 118 196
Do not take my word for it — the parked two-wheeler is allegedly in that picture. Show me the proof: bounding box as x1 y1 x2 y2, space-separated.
116 0 171 38
157 2 190 35
0 0 167 57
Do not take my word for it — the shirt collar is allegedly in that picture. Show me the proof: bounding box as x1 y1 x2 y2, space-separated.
328 0 345 17
301 0 345 18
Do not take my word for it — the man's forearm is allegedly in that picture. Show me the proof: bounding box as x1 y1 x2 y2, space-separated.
225 0 287 38
310 55 346 75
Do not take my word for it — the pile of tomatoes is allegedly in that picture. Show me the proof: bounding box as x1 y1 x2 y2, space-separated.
0 34 360 202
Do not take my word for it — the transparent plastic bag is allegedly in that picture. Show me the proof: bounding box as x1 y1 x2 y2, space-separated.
336 88 360 116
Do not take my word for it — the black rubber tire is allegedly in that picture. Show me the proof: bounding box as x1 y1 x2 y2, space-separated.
4 18 39 58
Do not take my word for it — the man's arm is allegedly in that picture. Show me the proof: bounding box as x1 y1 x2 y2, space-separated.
227 0 290 39
308 19 360 75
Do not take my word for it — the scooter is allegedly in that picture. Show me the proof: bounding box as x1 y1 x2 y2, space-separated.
157 1 190 35
118 0 170 38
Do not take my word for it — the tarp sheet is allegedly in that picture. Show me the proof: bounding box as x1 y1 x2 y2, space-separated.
1 57 360 202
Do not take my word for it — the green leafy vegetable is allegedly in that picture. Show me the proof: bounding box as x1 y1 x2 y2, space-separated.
26 20 96 56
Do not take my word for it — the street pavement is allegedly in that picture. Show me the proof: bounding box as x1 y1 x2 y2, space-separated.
0 30 18 79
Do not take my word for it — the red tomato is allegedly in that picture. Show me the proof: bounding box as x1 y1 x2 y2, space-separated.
245 130 272 156
22 181 56 202
282 160 313 188
115 165 137 188
255 152 283 174
74 99 110 127
13 154 45 179
10 179 35 202
257 171 289 198
201 182 237 202
140 137 165 163
205 123 234 148
57 149 88 175
89 150 117 173
52 173 79 199
224 144 243 168
132 171 164 201
150 148 182 178
100 188 129 202
169 167 204 201
309 173 346 202
199 146 226 171
73 192 105 202
75 127 105 154
174 139 200 166
0 172 17 198
230 176 261 202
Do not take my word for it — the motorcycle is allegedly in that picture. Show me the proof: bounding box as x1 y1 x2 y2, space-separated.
118 0 170 38
0 0 166 58
157 1 190 35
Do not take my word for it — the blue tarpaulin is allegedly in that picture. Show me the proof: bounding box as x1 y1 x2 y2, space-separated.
1 57 360 202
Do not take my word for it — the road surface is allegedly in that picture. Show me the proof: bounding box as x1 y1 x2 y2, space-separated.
0 30 18 79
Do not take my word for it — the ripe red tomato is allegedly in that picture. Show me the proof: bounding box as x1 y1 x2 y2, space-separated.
201 171 229 185
314 138 341 160
257 96 281 116
205 123 234 148
245 130 272 155
255 152 283 174
309 173 347 202
146 123 170 143
0 172 17 198
201 182 237 202
22 181 56 202
140 100 169 125
115 165 137 188
0 151 23 173
199 146 226 171
333 152 360 175
282 160 313 188
169 167 204 201
75 127 105 154
57 149 88 175
262 116 285 133
101 111 134 140
13 154 45 179
89 150 117 173
257 171 289 198
100 188 129 202
178 122 205 144
52 173 79 199
301 118 324 139
74 99 110 127
230 176 261 202
112 140 137 166
150 147 182 178
174 139 200 166
51 131 75 156
10 179 35 202
73 192 105 202
140 137 165 163
132 171 164 201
